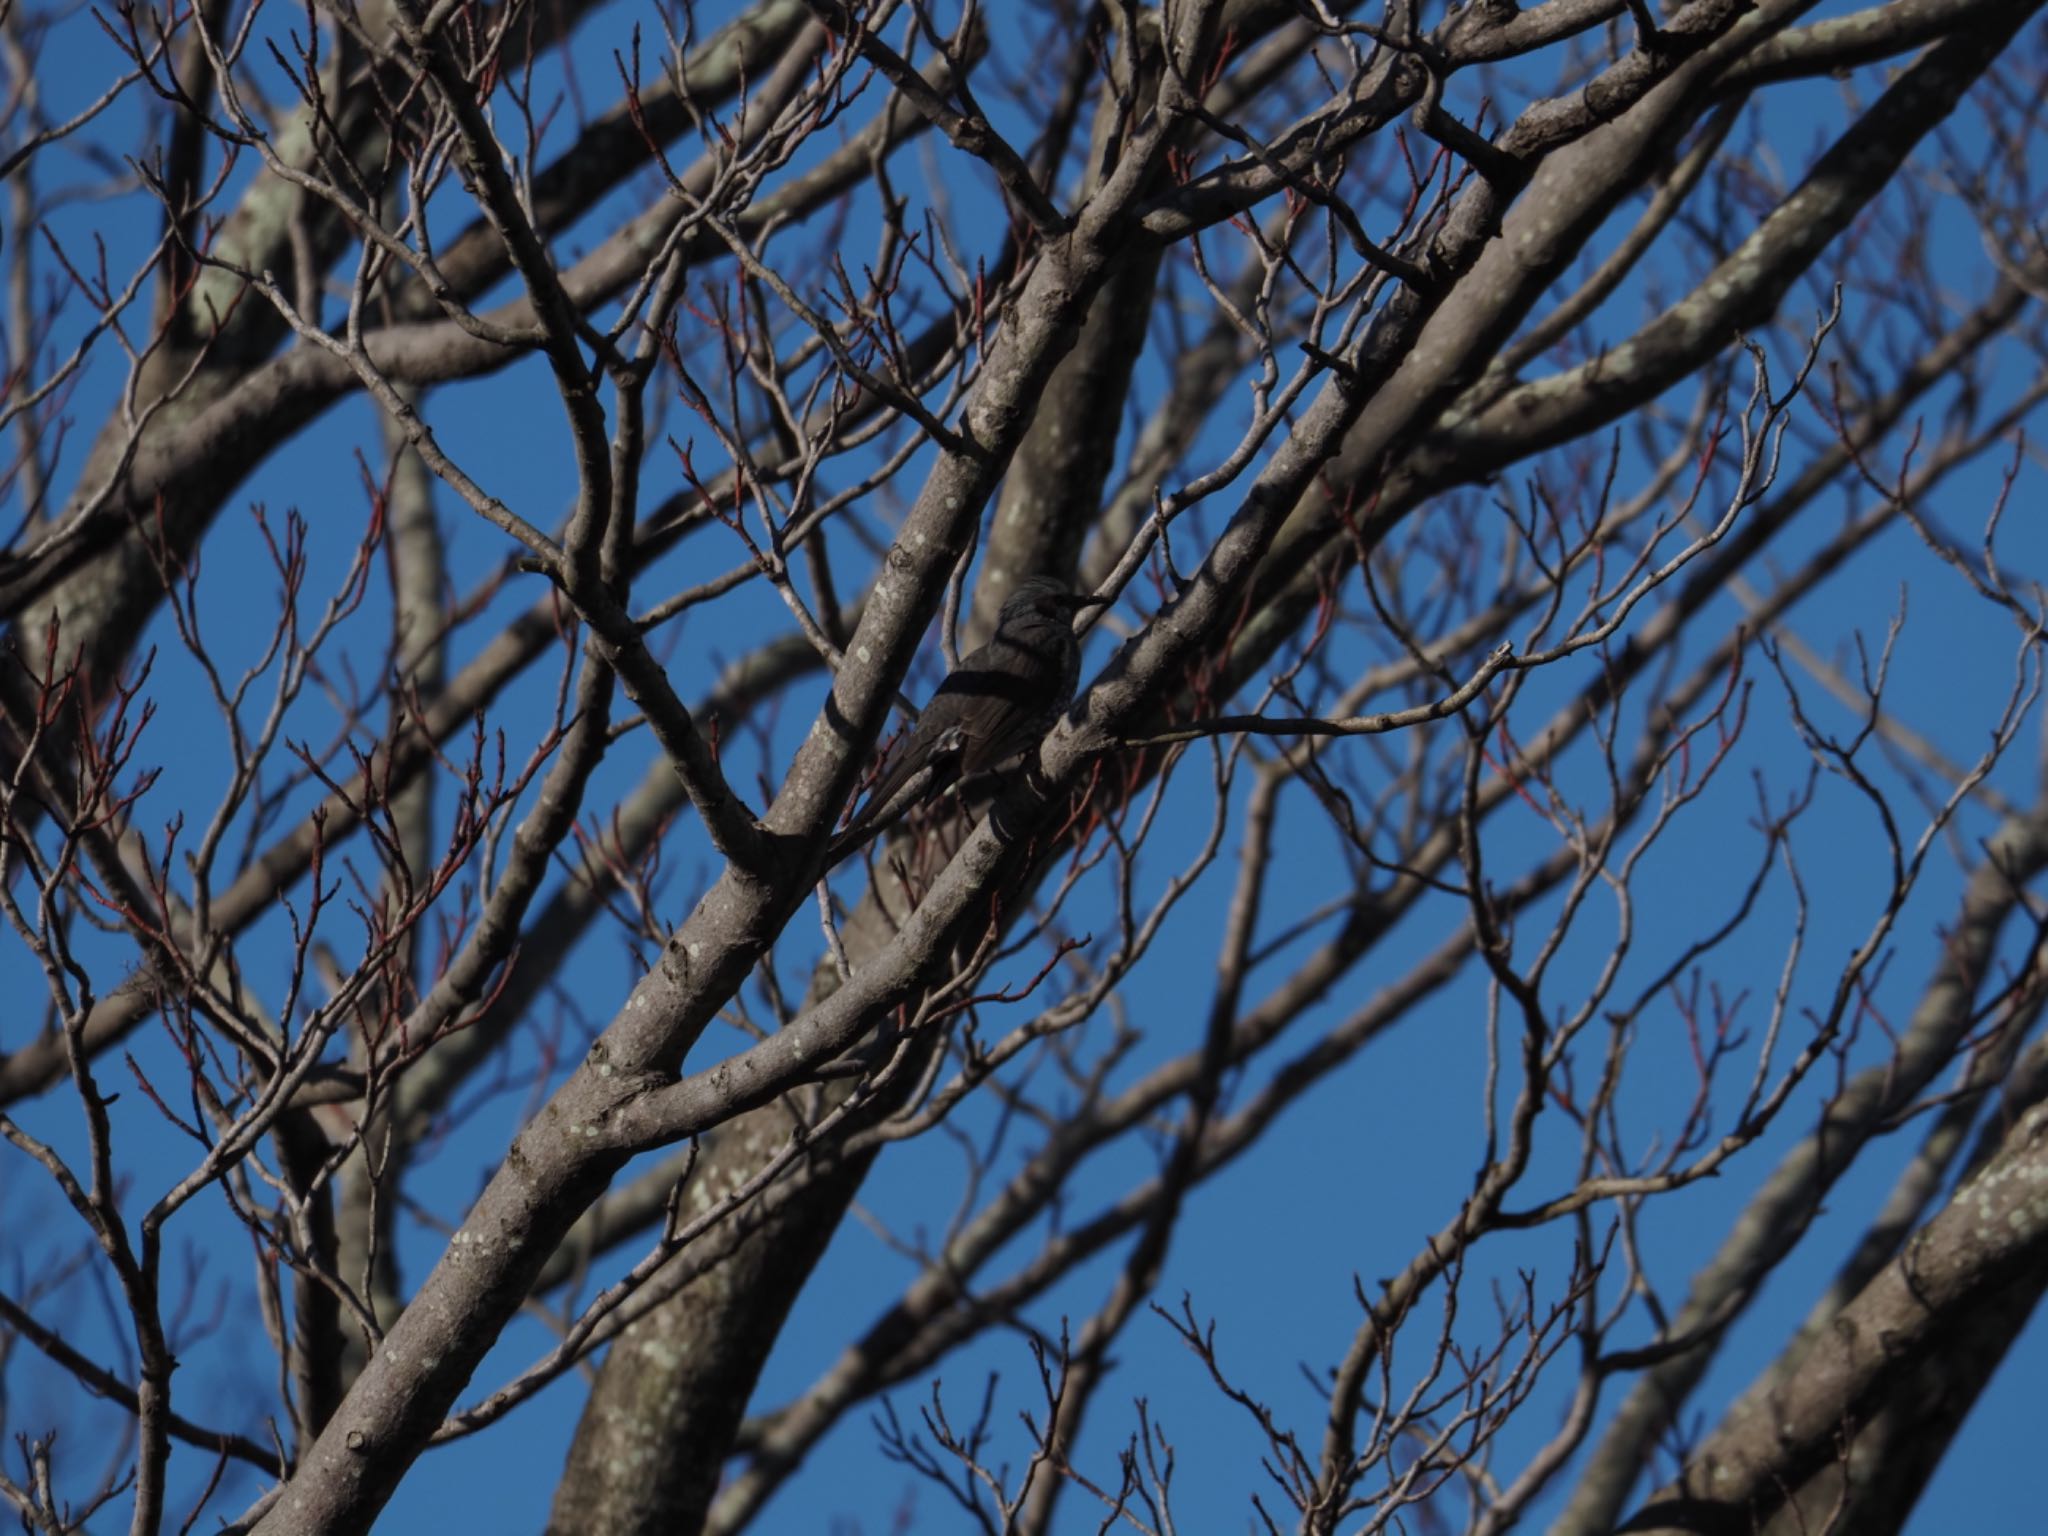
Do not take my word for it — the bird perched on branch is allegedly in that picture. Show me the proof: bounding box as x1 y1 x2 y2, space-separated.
831 576 1108 863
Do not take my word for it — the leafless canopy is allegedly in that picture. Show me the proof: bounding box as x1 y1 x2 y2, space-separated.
3 0 2048 1532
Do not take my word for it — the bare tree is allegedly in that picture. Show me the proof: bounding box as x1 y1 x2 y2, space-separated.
3 0 2047 1532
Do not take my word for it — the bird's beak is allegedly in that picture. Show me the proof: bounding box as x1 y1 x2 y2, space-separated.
1067 591 1112 611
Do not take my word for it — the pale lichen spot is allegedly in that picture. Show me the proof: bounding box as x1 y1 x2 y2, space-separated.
608 1439 657 1473
857 644 872 663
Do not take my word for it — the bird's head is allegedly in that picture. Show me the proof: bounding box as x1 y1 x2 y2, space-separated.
996 575 1111 629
